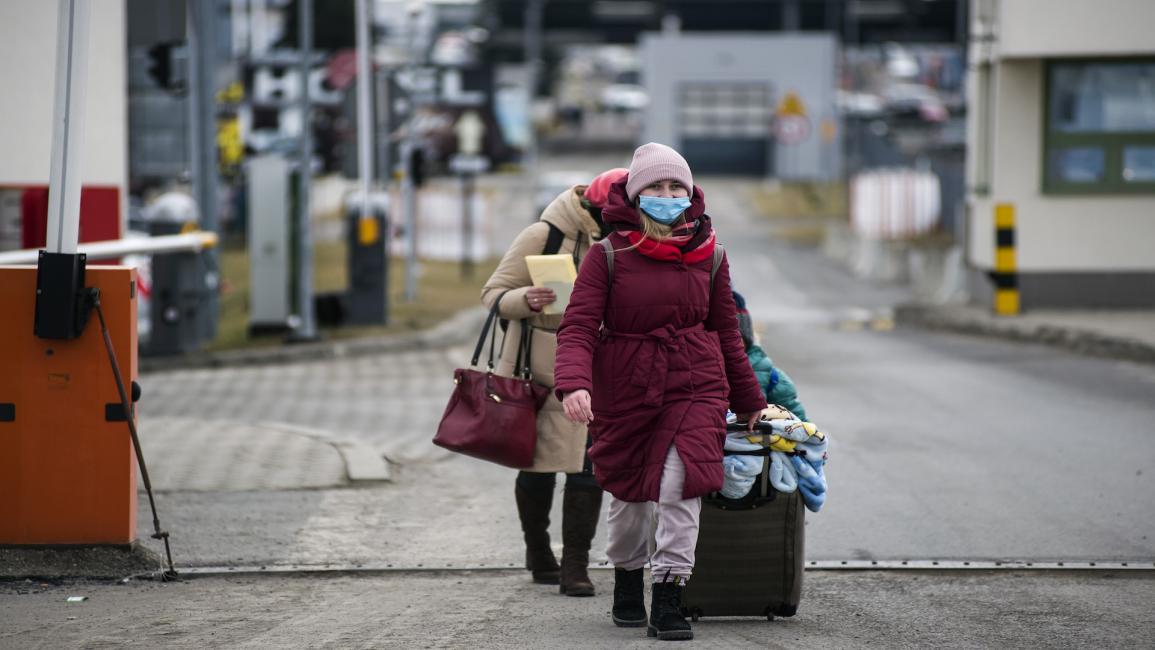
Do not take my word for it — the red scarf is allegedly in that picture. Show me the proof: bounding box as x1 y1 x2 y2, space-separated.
622 228 716 264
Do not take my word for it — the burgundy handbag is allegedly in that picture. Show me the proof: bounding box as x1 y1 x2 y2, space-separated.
433 292 550 469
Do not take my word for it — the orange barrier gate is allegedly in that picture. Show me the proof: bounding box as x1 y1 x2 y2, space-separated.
0 265 138 544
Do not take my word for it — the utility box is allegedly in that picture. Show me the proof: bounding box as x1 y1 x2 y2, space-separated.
248 155 293 335
0 266 138 544
135 192 208 356
145 220 207 356
344 191 389 326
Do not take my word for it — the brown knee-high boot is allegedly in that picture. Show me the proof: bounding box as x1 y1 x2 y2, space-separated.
559 483 603 597
514 475 560 584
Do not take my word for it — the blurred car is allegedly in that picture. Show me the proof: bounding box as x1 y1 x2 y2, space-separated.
883 42 920 79
837 89 886 117
600 83 649 112
882 83 949 123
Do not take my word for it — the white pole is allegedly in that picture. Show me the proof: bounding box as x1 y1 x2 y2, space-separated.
355 0 374 222
45 0 91 255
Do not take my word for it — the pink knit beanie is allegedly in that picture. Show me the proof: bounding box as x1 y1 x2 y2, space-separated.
625 142 694 200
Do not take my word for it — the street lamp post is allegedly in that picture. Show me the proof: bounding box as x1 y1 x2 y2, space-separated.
292 0 318 340
188 0 222 341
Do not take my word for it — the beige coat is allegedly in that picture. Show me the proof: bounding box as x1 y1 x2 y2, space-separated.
480 186 602 473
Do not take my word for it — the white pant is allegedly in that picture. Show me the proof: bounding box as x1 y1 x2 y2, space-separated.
605 445 702 582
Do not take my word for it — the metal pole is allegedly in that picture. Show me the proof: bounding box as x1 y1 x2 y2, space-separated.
523 0 544 194
45 0 91 255
402 3 422 302
294 0 317 339
188 0 221 340
461 172 474 279
843 0 859 46
402 140 418 301
355 0 374 222
782 0 801 31
956 0 969 47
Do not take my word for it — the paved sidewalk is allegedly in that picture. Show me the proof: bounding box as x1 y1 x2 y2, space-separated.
138 418 388 492
896 304 1155 364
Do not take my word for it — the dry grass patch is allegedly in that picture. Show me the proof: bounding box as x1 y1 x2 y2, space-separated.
212 240 497 350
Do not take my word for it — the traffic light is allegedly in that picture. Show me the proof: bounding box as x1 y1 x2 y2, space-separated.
147 43 172 89
146 42 185 93
408 147 426 188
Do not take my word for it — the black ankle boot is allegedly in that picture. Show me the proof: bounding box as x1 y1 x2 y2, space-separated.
647 580 693 641
611 568 647 627
559 485 602 597
514 475 559 585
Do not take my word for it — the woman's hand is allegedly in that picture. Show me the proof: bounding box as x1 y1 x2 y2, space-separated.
562 390 594 424
525 287 557 312
735 411 761 432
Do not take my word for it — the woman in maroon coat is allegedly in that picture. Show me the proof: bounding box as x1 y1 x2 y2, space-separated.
555 143 766 641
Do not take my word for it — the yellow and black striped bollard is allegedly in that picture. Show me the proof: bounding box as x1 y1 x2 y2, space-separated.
993 203 1019 316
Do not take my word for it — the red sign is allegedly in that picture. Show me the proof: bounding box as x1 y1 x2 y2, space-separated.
772 115 811 146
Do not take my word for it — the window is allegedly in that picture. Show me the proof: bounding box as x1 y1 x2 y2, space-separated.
1044 60 1155 194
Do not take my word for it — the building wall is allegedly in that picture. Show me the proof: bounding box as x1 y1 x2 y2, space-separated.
639 32 839 181
966 1 1155 307
0 0 127 217
998 0 1155 59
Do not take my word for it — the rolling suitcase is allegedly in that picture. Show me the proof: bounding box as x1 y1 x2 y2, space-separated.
680 421 805 621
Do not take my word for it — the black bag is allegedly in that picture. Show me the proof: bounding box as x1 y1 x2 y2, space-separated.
680 421 805 621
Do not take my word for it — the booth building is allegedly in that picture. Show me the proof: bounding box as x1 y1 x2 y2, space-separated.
0 0 127 251
966 0 1155 308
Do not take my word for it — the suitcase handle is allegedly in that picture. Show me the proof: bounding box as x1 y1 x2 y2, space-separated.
710 420 781 509
725 420 776 434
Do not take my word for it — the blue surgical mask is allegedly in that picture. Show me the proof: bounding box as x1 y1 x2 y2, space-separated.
638 195 692 225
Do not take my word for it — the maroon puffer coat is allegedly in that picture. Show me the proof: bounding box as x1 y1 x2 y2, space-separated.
553 182 766 502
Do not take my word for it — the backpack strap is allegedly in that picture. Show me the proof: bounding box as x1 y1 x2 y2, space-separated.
710 244 724 286
600 239 615 286
543 222 565 255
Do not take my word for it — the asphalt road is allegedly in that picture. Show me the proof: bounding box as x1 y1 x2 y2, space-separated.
128 170 1155 570
706 178 1155 563
3 571 1152 649
5 154 1155 648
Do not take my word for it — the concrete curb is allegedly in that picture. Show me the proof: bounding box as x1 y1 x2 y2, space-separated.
895 304 1155 365
0 542 163 581
140 307 488 374
255 422 391 483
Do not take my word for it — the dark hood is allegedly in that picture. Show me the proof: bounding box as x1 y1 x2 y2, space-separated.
601 178 707 232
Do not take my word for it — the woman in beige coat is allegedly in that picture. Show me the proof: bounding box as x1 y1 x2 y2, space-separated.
480 168 626 597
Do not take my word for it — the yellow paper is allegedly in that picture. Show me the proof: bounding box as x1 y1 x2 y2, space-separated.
525 254 577 315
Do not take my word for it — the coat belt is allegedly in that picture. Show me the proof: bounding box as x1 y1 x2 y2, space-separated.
602 323 706 407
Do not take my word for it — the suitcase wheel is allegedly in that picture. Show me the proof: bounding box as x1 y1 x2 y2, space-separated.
681 607 702 622
774 604 798 618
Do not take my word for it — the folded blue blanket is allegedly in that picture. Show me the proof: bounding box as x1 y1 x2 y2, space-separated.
721 412 829 512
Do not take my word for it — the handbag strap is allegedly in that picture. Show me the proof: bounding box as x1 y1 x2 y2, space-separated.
473 290 512 369
513 318 536 380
